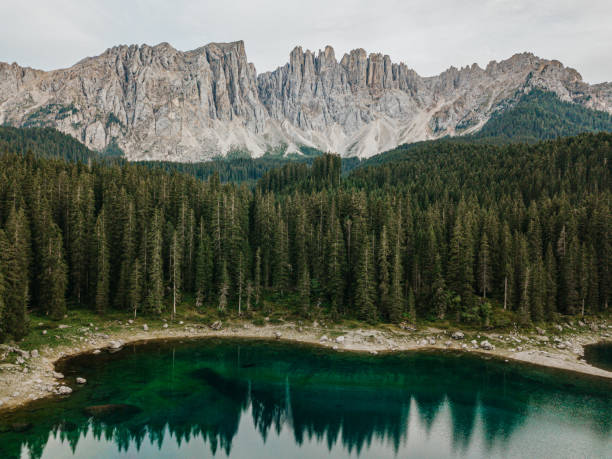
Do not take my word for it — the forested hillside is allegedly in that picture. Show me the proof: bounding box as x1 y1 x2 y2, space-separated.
0 133 610 341
470 89 612 143
0 126 345 185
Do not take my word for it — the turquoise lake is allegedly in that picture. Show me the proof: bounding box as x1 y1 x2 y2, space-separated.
0 338 610 458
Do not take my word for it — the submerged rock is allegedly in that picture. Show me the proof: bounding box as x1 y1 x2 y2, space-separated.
84 404 142 421
108 340 123 350
7 422 33 433
56 386 72 395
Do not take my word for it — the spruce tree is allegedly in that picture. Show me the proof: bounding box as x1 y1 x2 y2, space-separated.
94 210 110 314
356 233 376 323
218 260 229 311
432 253 448 319
194 218 213 307
325 208 345 318
39 223 68 319
389 233 404 323
0 230 7 341
254 247 262 307
146 209 164 314
544 242 557 320
128 258 142 318
377 226 391 320
169 228 182 319
3 207 31 339
478 231 491 299
298 256 310 316
407 288 417 324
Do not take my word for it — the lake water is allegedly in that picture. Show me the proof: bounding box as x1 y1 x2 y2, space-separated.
584 341 612 372
1 338 610 458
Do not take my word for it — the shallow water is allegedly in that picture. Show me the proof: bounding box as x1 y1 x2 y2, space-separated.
1 338 611 458
584 341 612 372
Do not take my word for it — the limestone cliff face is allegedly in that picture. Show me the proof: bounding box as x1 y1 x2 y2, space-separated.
1 42 610 160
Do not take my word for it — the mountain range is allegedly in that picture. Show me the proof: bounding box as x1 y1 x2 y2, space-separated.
1 40 611 161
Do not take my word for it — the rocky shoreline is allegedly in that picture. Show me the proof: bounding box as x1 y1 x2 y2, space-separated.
1 318 611 413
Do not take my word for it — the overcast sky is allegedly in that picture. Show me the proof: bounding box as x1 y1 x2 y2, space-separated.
1 0 610 83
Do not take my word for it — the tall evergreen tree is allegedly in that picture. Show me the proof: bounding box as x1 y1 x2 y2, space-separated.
169 227 183 319
94 209 110 314
39 223 68 319
3 207 31 339
478 231 491 299
356 233 376 323
128 258 142 318
194 218 213 307
146 209 164 314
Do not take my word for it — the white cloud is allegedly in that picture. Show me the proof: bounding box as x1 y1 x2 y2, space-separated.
0 0 610 83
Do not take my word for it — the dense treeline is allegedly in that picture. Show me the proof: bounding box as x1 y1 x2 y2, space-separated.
0 133 610 341
0 126 101 163
360 89 612 169
0 126 359 186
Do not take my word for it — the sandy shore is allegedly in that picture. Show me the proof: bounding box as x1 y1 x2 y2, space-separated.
1 319 611 413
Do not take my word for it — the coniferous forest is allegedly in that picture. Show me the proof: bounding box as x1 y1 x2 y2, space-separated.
0 130 610 341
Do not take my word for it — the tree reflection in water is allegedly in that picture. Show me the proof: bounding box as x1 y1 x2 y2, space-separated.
1 339 610 459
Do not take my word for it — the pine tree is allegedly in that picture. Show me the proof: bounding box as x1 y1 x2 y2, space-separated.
356 233 376 323
448 212 474 319
272 216 290 295
389 236 404 323
3 207 31 339
114 201 136 311
298 256 310 315
519 266 531 325
169 227 182 319
254 247 262 307
478 230 491 299
325 208 345 318
544 243 557 320
499 223 514 311
529 256 545 322
218 260 229 311
432 253 448 319
94 209 110 314
39 223 68 319
128 258 142 318
0 230 7 341
377 226 392 320
194 218 213 307
68 182 94 305
146 209 164 314
407 288 416 324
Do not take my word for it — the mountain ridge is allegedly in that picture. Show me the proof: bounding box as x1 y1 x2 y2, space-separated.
1 41 611 161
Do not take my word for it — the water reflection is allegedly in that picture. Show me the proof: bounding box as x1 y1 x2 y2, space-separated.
1 339 610 458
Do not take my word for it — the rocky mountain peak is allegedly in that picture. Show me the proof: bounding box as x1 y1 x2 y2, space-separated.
0 41 610 160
